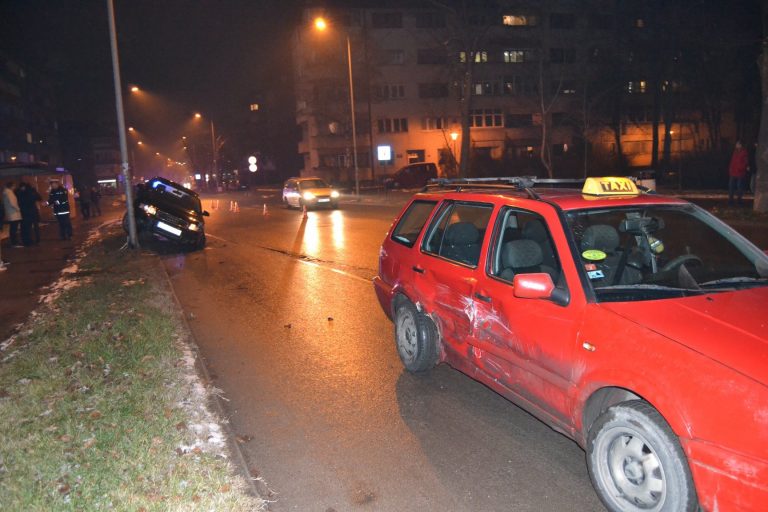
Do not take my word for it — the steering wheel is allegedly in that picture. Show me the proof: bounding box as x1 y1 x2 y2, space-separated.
661 254 702 273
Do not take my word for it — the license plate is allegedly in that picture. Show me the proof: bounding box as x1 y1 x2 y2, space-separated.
157 221 182 236
318 198 330 203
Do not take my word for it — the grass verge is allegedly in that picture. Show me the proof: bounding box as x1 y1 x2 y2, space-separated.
0 224 264 511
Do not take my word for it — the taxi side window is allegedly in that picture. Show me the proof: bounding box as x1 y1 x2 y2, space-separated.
491 208 561 283
422 202 493 266
390 200 438 248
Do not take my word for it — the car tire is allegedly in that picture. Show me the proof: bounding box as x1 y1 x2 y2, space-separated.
331 201 339 209
587 401 698 512
196 232 206 250
394 300 439 373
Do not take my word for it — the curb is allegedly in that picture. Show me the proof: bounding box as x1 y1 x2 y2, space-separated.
158 257 272 506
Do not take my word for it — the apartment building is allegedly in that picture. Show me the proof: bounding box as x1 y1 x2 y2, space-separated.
292 1 756 184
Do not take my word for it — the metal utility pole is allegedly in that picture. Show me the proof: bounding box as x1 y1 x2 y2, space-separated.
107 0 138 248
210 119 217 180
346 35 360 198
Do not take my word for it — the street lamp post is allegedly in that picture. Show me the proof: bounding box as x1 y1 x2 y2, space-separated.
315 17 359 198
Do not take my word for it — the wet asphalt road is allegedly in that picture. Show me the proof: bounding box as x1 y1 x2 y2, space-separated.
161 191 606 512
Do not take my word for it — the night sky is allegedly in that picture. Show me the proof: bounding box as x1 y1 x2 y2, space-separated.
0 0 301 171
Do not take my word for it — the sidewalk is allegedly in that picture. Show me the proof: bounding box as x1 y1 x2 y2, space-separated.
0 201 123 341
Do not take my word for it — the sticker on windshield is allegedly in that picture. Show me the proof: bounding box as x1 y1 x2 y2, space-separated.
587 270 605 279
582 249 607 261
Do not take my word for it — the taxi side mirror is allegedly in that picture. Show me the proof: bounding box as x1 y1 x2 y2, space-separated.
513 273 570 306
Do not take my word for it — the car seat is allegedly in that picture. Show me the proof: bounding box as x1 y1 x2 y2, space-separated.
580 224 642 285
522 219 557 270
442 222 481 265
499 239 555 281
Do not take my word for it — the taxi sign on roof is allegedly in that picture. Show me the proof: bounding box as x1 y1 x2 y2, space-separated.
582 176 639 196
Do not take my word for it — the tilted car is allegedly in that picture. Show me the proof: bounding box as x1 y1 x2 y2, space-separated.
123 176 208 250
282 177 339 209
373 176 768 512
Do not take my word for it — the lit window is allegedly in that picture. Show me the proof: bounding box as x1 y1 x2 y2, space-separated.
459 51 488 63
503 14 538 26
504 50 527 63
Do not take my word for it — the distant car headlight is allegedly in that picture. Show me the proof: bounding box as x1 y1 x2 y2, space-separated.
302 191 316 200
188 222 200 232
330 190 340 198
140 203 157 216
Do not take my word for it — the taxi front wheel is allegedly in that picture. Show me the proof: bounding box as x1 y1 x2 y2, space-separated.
394 300 438 373
587 401 698 512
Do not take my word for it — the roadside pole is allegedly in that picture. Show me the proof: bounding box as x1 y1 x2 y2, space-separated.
107 0 138 249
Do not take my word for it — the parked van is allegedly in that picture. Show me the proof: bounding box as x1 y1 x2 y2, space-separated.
384 162 438 189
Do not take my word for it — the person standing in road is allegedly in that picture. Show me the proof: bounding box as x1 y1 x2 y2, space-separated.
728 140 749 206
17 181 42 245
48 183 73 240
2 181 23 248
90 186 102 216
76 188 91 219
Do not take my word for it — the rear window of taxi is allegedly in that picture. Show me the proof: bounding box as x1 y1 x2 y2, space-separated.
391 200 438 247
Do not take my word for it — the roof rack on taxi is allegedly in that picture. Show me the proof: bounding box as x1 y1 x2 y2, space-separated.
424 176 585 199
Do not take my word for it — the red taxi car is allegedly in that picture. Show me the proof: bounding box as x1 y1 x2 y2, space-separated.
373 177 768 512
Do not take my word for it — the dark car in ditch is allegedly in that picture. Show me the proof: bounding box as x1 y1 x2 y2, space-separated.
123 176 208 250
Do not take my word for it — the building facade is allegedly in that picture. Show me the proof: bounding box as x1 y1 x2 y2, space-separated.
293 1 758 185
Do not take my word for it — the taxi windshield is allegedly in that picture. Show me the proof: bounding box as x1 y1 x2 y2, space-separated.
565 204 768 301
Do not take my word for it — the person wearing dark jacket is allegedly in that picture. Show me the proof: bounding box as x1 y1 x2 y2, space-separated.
17 182 42 245
48 184 73 240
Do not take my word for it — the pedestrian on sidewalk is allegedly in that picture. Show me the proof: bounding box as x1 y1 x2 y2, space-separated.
728 140 749 206
90 186 102 216
75 188 91 219
48 183 73 240
2 181 23 247
17 181 42 245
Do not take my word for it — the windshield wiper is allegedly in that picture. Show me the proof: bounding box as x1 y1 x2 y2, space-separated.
595 284 706 301
699 277 768 289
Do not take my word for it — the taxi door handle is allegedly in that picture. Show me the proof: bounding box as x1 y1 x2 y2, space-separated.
412 266 425 274
474 292 492 303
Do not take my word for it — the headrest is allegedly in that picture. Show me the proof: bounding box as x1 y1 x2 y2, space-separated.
522 219 547 242
502 239 542 268
445 222 479 245
581 224 619 252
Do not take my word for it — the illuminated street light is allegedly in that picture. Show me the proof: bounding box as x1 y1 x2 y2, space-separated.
130 85 140 93
450 130 459 170
314 16 359 198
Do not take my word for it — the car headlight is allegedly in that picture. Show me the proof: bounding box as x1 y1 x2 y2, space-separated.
302 191 316 200
188 223 200 232
140 203 157 216
330 190 340 198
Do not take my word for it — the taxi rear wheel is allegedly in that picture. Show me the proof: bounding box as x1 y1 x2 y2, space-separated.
394 300 438 373
587 401 697 512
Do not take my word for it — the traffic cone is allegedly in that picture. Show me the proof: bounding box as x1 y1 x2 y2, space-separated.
302 204 308 219
234 201 240 213
263 203 268 216
229 200 235 212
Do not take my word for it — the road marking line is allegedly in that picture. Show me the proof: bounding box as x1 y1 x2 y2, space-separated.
297 259 371 283
199 233 372 284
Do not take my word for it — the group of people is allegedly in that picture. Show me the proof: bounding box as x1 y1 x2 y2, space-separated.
0 181 103 272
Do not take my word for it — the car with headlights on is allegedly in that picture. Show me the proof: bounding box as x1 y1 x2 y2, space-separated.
282 177 339 209
123 176 208 250
373 176 768 512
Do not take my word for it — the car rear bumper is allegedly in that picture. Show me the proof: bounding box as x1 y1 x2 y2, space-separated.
684 438 768 511
373 276 394 321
